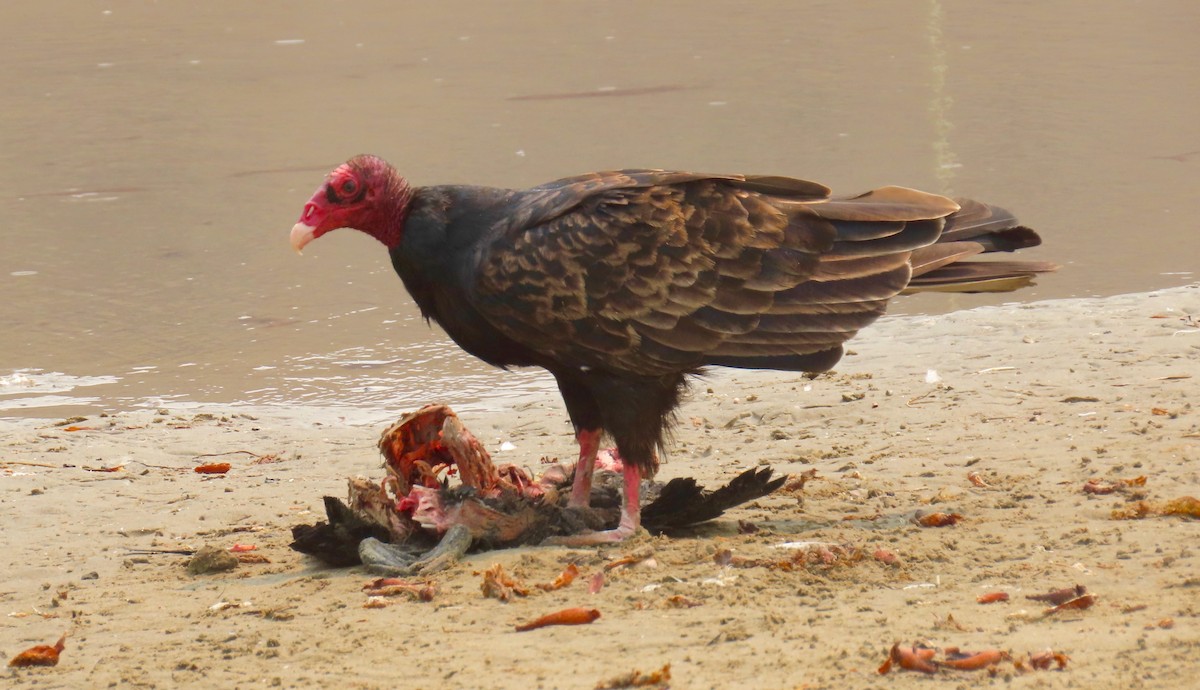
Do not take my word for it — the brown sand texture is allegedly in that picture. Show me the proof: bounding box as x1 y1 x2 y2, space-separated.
3 285 1198 689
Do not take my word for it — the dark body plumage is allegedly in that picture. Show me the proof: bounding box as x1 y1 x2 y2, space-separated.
385 169 1051 475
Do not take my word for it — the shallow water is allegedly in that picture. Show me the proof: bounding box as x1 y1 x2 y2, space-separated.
3 1 1198 419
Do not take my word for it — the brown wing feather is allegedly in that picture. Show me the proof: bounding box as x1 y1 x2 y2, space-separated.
902 197 1057 293
808 186 960 221
472 172 1009 376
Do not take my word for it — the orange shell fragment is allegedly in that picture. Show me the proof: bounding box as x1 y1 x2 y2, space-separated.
515 607 600 632
9 633 66 667
916 512 962 527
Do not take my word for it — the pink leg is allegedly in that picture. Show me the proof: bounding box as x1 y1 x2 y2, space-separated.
568 429 602 509
614 462 642 535
546 462 642 545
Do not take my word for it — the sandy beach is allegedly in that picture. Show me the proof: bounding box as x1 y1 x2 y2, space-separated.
3 284 1198 689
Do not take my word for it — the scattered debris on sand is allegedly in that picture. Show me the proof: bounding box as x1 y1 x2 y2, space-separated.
878 642 1070 675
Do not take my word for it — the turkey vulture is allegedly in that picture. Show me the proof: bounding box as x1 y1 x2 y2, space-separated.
290 155 1054 544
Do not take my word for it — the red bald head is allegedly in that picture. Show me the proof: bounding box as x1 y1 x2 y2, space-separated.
290 155 412 252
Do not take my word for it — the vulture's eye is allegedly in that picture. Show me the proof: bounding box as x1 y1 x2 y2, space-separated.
340 179 358 196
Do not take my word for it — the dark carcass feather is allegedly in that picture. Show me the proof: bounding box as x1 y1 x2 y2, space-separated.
642 467 786 533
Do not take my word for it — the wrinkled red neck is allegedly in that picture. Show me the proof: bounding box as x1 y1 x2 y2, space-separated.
362 174 413 250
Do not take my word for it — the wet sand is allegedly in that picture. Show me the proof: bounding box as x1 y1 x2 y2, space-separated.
4 285 1198 688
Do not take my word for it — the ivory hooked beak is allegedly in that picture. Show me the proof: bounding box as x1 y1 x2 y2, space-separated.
290 222 317 254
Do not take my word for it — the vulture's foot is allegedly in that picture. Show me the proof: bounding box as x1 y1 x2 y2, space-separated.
545 466 643 545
